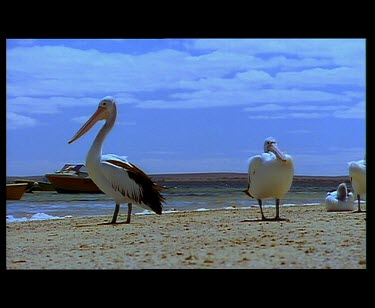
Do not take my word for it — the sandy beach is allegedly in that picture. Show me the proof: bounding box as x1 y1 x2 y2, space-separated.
6 204 366 269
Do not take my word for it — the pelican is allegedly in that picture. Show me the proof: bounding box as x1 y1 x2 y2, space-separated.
68 96 165 224
348 157 366 212
243 137 294 221
325 183 355 212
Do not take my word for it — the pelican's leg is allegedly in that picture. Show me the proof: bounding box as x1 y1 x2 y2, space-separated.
270 199 287 221
98 204 120 225
100 203 133 224
357 196 362 212
125 203 132 224
258 199 267 220
275 199 282 220
353 195 366 213
111 203 120 223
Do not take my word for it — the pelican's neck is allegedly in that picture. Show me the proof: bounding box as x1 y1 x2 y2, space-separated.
87 106 117 163
336 186 347 201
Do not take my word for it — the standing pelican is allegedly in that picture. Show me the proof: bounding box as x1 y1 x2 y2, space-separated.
325 183 355 212
348 157 366 212
68 96 165 224
244 137 294 221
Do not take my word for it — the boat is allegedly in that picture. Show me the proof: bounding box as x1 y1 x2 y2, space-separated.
6 183 29 200
34 181 55 191
13 179 38 193
45 163 103 194
13 178 55 192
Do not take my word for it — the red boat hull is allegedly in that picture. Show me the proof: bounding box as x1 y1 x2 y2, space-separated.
6 183 29 200
45 174 103 194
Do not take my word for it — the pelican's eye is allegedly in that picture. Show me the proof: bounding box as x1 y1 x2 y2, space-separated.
102 102 107 106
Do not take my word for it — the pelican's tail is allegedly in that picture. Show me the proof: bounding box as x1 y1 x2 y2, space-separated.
243 189 254 198
143 182 165 215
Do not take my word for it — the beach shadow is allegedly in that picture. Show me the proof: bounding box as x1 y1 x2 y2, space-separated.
75 222 134 228
240 218 290 223
97 221 131 226
74 223 100 228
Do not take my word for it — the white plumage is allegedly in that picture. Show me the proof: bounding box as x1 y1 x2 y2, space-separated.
348 157 366 212
69 96 165 224
325 183 355 212
244 137 294 221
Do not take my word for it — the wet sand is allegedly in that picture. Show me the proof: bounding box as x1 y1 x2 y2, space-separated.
6 204 366 269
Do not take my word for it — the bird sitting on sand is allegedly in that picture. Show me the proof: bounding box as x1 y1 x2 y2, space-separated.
325 183 355 212
348 157 366 213
243 137 294 221
68 96 166 224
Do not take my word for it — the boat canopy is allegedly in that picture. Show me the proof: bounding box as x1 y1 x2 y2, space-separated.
57 163 89 174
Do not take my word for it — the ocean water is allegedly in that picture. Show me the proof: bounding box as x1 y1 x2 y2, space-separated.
6 180 336 223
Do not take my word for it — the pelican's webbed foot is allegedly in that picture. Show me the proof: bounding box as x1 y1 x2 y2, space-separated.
97 220 131 225
352 210 366 213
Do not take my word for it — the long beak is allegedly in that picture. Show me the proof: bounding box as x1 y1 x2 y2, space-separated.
269 143 287 162
68 107 107 144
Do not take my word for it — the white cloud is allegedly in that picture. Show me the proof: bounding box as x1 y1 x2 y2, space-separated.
134 88 351 109
247 111 330 120
275 67 365 88
6 96 113 115
287 105 338 111
333 101 366 119
7 40 364 97
6 39 364 115
7 112 37 129
244 103 356 119
343 91 365 99
190 38 365 67
236 69 274 85
248 115 285 120
289 112 329 119
7 96 61 114
243 104 284 112
244 101 366 120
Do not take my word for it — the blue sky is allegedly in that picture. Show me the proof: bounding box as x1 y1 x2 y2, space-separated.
6 38 366 176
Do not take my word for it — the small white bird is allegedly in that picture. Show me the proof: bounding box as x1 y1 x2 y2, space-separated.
69 96 166 224
348 157 366 212
244 137 294 221
325 183 355 212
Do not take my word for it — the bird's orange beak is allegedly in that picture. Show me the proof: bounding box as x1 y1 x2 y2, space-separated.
269 143 287 162
68 106 107 144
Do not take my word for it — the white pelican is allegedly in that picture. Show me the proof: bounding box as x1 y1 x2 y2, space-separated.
243 137 294 221
68 96 165 224
348 157 366 212
325 183 355 212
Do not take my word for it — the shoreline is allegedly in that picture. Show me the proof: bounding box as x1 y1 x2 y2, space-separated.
6 204 366 269
7 173 351 184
